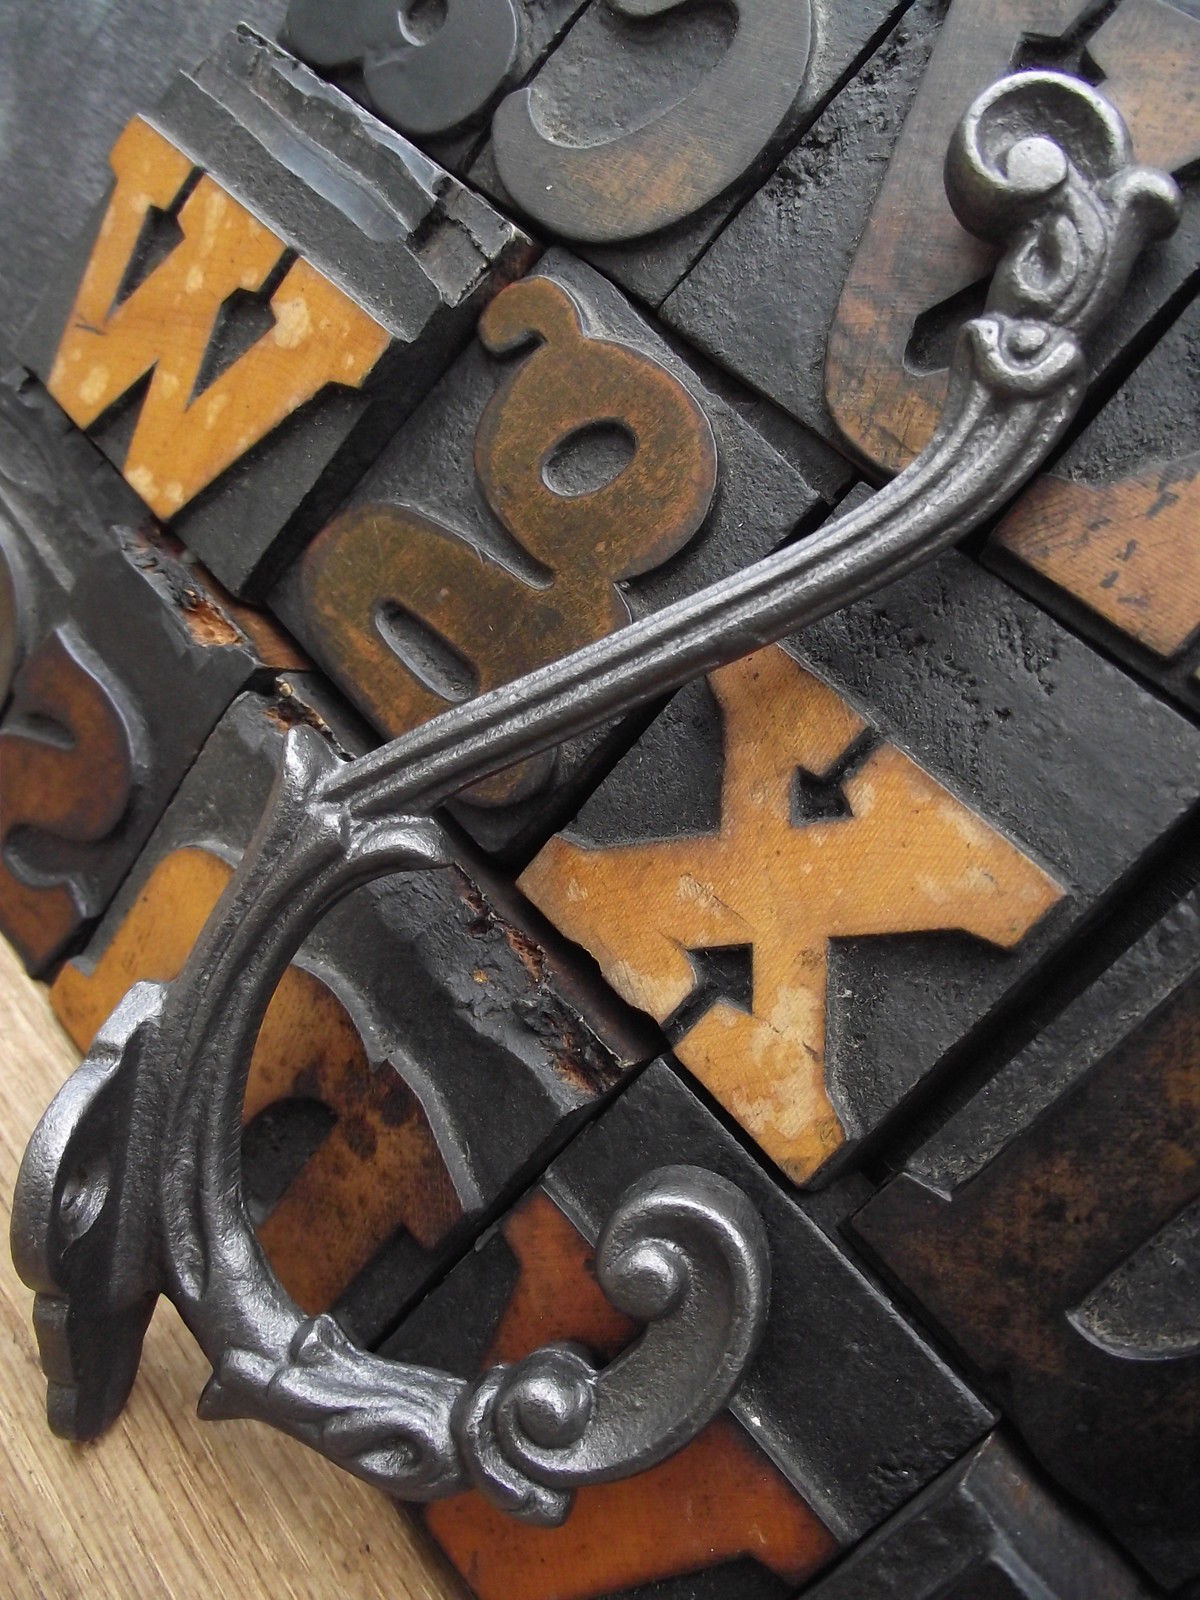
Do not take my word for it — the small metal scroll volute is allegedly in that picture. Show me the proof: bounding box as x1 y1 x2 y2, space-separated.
10 71 1180 1522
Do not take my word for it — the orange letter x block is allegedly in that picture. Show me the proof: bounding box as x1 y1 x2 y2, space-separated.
520 646 1064 1183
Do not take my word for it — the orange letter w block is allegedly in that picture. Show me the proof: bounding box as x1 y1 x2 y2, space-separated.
47 117 390 521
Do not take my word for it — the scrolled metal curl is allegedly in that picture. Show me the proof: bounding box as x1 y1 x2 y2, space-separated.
946 71 1180 380
453 1166 770 1522
10 70 1180 1521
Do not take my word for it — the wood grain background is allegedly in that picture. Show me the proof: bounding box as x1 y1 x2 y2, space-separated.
0 935 463 1600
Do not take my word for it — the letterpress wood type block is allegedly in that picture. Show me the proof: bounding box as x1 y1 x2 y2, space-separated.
851 887 1200 1589
518 549 1200 1186
383 1059 992 1600
0 0 289 353
988 290 1200 711
19 25 533 598
270 249 835 860
465 0 911 308
51 686 649 1345
664 0 1200 468
799 1435 1154 1599
0 370 302 977
282 0 592 177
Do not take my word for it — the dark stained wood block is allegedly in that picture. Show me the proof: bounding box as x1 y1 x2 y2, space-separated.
0 369 303 976
988 288 1200 712
467 0 910 307
382 1059 992 1600
270 249 837 861
800 1435 1155 1599
518 549 1200 1185
663 0 1200 470
50 687 651 1346
19 26 533 597
851 886 1200 1589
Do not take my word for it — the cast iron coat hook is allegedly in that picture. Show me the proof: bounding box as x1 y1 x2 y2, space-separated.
11 71 1180 1524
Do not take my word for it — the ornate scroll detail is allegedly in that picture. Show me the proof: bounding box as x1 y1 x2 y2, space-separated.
11 721 770 1522
946 72 1180 402
193 1164 770 1524
194 1164 769 1521
453 1166 770 1522
10 73 1179 1519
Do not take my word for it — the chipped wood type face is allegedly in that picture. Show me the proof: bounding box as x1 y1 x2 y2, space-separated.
994 456 1200 657
45 117 392 529
0 0 291 356
2 8 1200 1600
19 27 533 597
521 642 1064 1182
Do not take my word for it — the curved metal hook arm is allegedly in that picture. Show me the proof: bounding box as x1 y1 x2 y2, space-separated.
323 72 1180 823
10 71 1179 1525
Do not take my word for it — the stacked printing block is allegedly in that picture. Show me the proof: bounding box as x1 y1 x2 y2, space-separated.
1 1 1198 1595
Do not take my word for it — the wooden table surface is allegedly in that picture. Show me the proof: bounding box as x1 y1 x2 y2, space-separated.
0 936 465 1600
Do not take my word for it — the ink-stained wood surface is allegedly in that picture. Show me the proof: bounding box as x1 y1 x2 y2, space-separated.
0 373 307 977
989 287 1200 710
418 1189 839 1600
50 845 464 1320
995 453 1200 656
851 888 1200 1588
0 629 136 972
49 687 644 1348
801 1436 1154 1599
821 0 1200 474
283 0 590 176
0 0 290 354
0 935 461 1600
521 643 1064 1182
44 115 392 524
488 0 818 246
293 269 722 803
